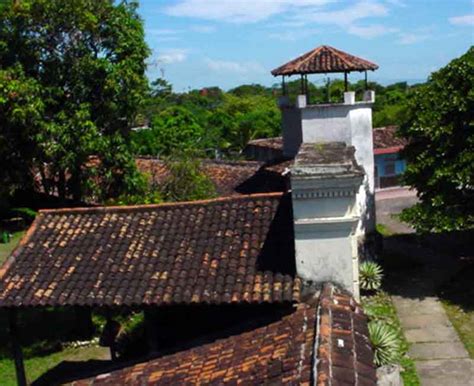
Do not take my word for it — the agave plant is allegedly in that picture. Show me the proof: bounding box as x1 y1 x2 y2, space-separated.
359 261 383 291
368 321 401 366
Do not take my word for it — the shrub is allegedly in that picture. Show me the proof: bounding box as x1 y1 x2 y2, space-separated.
360 261 383 291
368 320 401 366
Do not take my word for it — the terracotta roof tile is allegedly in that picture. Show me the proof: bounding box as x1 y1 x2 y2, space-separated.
71 284 376 385
316 284 377 386
136 158 283 196
0 193 300 307
272 45 378 76
373 126 407 153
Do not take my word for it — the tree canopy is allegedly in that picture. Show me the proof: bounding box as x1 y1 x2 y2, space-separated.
0 0 150 202
399 47 474 232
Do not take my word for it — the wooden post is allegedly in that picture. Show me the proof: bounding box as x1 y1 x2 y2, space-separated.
344 72 348 92
300 74 305 95
305 74 309 104
282 75 286 95
365 70 368 89
9 309 27 386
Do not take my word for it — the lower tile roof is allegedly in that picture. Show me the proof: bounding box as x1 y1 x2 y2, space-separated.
136 157 286 196
71 284 376 385
373 126 407 152
0 193 300 308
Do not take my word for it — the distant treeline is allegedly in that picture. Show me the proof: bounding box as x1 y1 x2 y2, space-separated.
133 78 422 158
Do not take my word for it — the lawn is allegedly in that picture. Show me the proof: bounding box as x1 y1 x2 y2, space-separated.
0 231 25 265
0 346 109 385
362 291 420 386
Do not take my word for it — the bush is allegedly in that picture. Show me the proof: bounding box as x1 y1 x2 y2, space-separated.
360 261 383 291
368 320 402 366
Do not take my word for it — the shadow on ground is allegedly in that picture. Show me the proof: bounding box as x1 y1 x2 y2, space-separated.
380 230 474 310
32 359 114 386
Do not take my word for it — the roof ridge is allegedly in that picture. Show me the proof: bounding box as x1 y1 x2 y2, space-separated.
326 45 354 69
38 192 285 215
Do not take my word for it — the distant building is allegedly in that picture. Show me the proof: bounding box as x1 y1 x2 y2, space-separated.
373 126 407 189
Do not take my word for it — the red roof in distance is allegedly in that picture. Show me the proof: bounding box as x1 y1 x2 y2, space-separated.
271 45 379 76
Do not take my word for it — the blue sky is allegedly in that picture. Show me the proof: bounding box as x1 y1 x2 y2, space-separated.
138 0 474 91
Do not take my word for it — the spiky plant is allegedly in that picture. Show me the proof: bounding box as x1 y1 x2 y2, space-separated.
359 261 383 291
368 321 401 366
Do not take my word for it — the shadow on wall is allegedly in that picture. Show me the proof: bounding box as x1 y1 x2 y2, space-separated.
257 193 296 275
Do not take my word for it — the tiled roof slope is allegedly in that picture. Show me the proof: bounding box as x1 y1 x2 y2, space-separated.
373 126 407 154
71 284 376 385
246 137 284 151
136 158 283 196
272 45 378 76
0 193 301 307
316 284 377 386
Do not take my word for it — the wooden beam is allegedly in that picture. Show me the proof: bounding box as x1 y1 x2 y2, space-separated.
9 309 27 386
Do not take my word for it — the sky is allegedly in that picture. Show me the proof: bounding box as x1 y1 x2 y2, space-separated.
138 0 474 91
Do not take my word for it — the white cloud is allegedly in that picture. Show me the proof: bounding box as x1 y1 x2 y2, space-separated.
269 29 320 42
154 49 188 65
165 0 331 23
205 58 265 74
293 0 389 26
397 32 429 45
348 24 397 38
146 28 183 36
449 14 474 26
190 25 216 33
289 0 397 39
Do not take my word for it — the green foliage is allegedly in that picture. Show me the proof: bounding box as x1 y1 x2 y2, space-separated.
159 156 217 202
0 0 150 202
368 320 402 366
362 290 420 384
399 47 474 232
10 207 37 222
360 261 384 291
0 66 44 197
132 106 209 156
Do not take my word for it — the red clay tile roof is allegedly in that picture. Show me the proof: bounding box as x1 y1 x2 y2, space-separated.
272 45 378 76
316 284 377 386
373 126 407 154
71 284 376 385
246 137 284 151
0 193 301 307
136 157 286 196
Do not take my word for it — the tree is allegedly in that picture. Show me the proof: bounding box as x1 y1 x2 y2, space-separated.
131 106 212 156
159 155 216 202
0 0 150 202
399 47 474 232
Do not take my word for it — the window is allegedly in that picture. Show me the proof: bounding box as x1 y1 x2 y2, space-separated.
384 162 395 176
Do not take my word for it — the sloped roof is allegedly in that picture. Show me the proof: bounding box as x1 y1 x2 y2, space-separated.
271 45 378 76
136 158 269 196
71 284 377 385
373 126 407 154
0 193 301 308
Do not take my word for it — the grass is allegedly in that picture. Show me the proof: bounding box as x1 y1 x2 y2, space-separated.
362 291 420 386
0 231 25 265
0 346 109 385
376 223 393 237
439 262 474 358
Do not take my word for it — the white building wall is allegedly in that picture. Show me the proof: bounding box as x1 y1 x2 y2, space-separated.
291 174 363 296
281 92 376 234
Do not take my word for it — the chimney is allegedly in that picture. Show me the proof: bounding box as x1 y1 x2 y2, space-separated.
281 91 376 236
290 143 364 296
